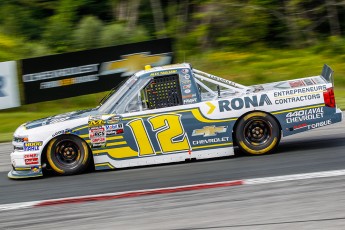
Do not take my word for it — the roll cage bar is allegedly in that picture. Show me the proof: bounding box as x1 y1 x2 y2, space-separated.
192 69 250 100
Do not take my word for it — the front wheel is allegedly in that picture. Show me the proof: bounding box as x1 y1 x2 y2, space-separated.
46 135 91 175
235 112 281 155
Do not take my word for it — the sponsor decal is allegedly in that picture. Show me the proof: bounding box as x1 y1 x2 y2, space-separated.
24 153 38 159
182 69 189 74
182 94 196 99
183 98 197 104
287 123 307 131
31 166 41 172
184 89 191 94
181 79 191 85
193 137 230 145
307 119 331 130
107 115 122 124
90 137 106 146
105 124 123 130
24 142 42 146
274 82 291 89
25 159 39 165
88 115 105 127
303 78 314 86
90 115 102 120
89 127 105 138
312 77 324 84
24 153 39 165
275 94 320 104
192 125 227 137
106 130 124 136
23 142 43 151
106 124 124 135
289 80 305 88
88 120 104 127
90 138 106 147
150 70 177 77
89 126 106 147
286 107 323 123
206 75 236 87
274 85 326 97
252 85 264 93
183 84 191 89
218 94 272 112
184 74 190 80
52 129 72 137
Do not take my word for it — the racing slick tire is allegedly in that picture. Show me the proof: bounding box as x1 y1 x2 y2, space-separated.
235 112 280 155
46 135 91 175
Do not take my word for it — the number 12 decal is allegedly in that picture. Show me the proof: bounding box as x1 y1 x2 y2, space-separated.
127 114 190 156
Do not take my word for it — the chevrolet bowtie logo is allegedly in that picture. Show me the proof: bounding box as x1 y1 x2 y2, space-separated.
192 126 227 137
99 52 172 77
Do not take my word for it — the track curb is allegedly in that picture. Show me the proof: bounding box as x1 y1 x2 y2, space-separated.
2 169 345 211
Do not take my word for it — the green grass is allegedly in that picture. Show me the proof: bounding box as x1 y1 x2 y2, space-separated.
187 48 345 87
1 47 344 142
335 88 345 108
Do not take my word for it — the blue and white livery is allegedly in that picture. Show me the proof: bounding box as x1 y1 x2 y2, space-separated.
9 63 342 178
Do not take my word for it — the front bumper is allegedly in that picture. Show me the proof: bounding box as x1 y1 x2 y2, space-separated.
8 150 43 179
8 167 43 179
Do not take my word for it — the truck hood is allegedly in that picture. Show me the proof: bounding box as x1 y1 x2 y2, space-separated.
24 108 99 130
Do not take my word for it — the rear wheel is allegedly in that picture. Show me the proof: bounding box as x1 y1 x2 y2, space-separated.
235 112 280 155
46 135 90 175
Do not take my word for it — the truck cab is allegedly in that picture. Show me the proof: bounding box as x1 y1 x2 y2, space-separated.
98 63 249 115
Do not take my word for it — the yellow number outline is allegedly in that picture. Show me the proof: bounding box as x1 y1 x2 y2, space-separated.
127 114 191 157
126 118 156 157
148 114 190 154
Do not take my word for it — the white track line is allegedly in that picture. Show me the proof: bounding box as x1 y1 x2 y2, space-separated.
1 169 345 211
244 169 345 184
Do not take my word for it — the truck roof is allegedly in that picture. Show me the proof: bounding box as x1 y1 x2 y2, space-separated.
137 63 191 76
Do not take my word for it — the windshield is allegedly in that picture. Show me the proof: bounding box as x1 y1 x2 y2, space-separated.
98 74 139 113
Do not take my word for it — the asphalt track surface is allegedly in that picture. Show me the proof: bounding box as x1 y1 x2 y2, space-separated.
0 119 345 229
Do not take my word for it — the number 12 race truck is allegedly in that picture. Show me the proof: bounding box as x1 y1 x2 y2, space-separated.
9 63 342 179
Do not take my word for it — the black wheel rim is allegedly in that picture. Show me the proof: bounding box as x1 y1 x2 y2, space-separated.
244 118 272 145
54 140 81 168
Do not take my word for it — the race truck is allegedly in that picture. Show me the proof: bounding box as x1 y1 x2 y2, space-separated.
9 63 342 178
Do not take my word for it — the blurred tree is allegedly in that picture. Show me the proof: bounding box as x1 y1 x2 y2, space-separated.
109 0 141 29
100 23 149 47
0 2 46 40
283 0 304 47
326 0 341 36
73 16 104 49
43 0 84 52
182 0 271 49
76 0 112 21
150 0 166 38
127 0 141 30
0 0 345 55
